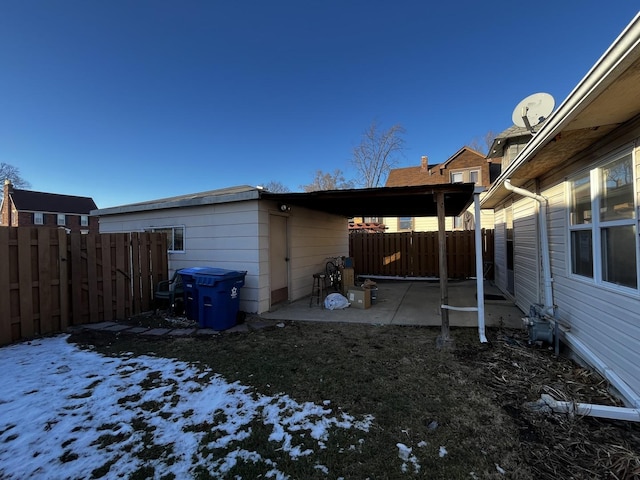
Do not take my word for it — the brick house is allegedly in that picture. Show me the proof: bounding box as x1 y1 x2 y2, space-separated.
383 147 499 232
1 180 99 234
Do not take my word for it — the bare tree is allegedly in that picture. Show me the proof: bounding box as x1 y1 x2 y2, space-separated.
300 169 354 192
261 180 291 193
352 121 406 188
1 163 30 189
467 130 498 155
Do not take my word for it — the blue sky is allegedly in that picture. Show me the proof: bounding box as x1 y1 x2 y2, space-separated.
1 2 638 208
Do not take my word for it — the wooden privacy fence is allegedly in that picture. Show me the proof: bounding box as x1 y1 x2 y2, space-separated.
349 229 494 279
0 227 168 345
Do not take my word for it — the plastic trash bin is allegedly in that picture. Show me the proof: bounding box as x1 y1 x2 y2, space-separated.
178 267 210 322
182 267 247 330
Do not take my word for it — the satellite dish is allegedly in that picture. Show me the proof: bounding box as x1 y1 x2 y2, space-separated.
512 92 555 133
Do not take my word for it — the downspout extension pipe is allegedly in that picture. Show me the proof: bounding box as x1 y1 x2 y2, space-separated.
503 179 554 316
532 394 640 422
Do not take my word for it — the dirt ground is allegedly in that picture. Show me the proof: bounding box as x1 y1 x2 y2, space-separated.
68 315 640 479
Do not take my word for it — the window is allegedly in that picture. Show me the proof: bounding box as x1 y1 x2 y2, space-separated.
398 217 413 231
57 214 66 226
450 172 463 183
80 215 89 227
147 226 185 253
450 169 480 184
568 150 637 290
34 212 44 225
453 216 463 229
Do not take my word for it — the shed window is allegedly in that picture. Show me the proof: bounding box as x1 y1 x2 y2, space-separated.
568 150 637 290
147 226 185 253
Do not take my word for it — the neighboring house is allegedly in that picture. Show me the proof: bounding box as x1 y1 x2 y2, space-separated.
481 13 640 408
1 180 98 234
93 185 350 315
384 147 497 232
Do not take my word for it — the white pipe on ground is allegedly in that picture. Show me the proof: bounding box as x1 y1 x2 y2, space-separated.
539 394 640 422
503 180 554 316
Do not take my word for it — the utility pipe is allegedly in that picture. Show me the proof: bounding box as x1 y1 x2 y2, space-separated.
503 179 554 316
438 190 487 344
537 394 640 422
473 190 487 343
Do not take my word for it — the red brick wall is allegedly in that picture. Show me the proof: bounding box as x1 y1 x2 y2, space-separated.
13 211 99 233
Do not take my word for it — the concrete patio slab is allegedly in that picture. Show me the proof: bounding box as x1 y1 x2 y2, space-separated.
260 280 523 330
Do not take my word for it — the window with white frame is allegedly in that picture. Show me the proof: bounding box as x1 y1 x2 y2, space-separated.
80 215 89 227
450 172 464 183
147 226 185 253
568 150 637 290
57 214 66 226
34 212 44 225
450 169 480 184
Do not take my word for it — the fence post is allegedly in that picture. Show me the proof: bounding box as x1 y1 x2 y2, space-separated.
0 228 11 344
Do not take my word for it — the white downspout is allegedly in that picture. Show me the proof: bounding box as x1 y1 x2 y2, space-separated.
474 190 487 343
503 179 554 315
439 189 487 343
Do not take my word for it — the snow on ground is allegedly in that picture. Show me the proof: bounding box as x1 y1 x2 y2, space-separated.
0 335 374 479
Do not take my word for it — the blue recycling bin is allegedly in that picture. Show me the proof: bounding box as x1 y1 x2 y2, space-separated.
178 267 210 322
179 267 247 330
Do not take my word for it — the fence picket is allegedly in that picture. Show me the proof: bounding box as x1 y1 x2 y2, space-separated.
0 227 167 345
349 229 494 280
0 228 10 344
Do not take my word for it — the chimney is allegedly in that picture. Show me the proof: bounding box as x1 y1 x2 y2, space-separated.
420 156 428 172
2 179 13 226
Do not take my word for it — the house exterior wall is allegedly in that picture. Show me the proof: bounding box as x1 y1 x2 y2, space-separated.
98 199 349 315
512 194 539 313
493 207 507 293
383 207 494 233
491 130 640 401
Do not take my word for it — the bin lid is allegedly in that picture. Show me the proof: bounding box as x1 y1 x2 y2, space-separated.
183 267 247 286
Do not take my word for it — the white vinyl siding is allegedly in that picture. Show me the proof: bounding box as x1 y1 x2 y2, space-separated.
493 208 507 293
492 139 640 403
512 196 539 313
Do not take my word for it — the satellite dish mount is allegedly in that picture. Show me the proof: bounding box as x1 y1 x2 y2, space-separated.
512 92 555 134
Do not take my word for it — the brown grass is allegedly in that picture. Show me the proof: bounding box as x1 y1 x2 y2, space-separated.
69 319 640 479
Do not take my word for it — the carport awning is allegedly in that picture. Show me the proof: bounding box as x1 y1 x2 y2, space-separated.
260 184 476 217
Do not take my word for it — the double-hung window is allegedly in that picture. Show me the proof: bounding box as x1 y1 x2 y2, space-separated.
568 150 637 290
34 212 44 225
147 226 185 253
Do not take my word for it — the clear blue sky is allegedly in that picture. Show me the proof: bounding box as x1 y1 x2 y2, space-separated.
1 2 638 208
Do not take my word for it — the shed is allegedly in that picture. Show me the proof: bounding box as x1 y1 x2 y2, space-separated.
94 183 481 341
